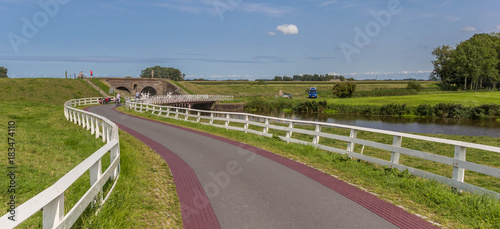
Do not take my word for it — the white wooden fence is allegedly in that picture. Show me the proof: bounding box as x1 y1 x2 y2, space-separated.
127 101 500 198
0 97 120 228
140 94 233 105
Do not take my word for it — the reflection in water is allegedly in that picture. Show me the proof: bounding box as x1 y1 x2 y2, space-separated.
250 111 500 137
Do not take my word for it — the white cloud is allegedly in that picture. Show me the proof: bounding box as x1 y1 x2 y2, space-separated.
276 24 298 35
268 31 276 36
445 16 461 22
461 27 477 32
239 3 291 17
496 25 500 31
319 0 338 7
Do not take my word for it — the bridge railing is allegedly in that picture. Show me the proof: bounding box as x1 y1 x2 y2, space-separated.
0 97 120 228
141 94 233 104
126 101 500 198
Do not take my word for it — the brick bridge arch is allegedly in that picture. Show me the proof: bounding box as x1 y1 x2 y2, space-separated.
100 78 182 95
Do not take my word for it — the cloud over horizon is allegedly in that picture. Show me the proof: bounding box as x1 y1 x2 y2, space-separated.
461 26 477 32
276 24 299 35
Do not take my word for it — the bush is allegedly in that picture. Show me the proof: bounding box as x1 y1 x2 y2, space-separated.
244 97 271 112
380 104 410 116
406 80 423 92
332 82 357 98
294 100 327 113
416 104 434 117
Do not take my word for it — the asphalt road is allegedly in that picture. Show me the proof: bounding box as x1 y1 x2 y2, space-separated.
88 105 429 229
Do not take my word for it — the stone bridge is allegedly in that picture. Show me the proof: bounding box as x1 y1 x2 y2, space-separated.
100 78 183 96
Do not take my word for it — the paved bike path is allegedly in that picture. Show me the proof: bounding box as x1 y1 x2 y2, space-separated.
88 105 436 229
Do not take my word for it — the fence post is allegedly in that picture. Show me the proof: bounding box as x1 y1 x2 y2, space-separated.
390 136 403 166
286 122 294 143
43 193 64 229
86 114 91 131
347 129 357 153
95 120 100 139
90 116 95 135
244 115 249 133
210 113 214 125
197 111 201 122
90 159 103 206
185 109 189 120
101 121 106 143
107 125 112 143
225 114 230 128
64 107 68 120
452 146 467 191
263 118 269 134
175 108 179 119
72 111 77 124
111 143 120 180
81 113 87 129
312 125 321 144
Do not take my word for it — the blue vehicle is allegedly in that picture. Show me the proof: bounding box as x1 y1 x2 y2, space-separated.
308 87 318 98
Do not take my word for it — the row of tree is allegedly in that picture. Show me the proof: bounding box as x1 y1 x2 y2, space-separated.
0 67 7 78
431 33 500 90
140 66 184 81
273 74 351 81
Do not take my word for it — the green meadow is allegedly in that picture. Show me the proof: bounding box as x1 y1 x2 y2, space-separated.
178 80 440 97
0 78 182 228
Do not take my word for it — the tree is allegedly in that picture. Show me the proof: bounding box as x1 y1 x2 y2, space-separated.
431 45 455 87
453 33 499 90
332 82 356 98
431 33 500 90
0 67 7 78
406 80 423 92
140 66 183 81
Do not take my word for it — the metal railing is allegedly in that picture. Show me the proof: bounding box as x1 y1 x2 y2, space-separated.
127 100 500 198
141 94 233 104
0 97 120 228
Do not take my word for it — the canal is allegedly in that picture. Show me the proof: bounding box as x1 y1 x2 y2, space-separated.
250 111 500 138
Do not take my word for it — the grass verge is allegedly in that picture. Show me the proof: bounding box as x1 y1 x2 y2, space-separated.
118 106 500 228
78 130 182 228
0 78 181 228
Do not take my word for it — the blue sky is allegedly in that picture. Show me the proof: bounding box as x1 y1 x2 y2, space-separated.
1 0 500 80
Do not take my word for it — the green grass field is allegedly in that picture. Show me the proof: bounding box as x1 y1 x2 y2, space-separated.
0 78 182 228
180 80 500 108
178 80 440 97
324 91 500 106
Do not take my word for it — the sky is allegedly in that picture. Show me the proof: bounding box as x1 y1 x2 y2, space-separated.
1 0 500 80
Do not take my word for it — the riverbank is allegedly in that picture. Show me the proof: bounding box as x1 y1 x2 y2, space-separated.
243 95 500 120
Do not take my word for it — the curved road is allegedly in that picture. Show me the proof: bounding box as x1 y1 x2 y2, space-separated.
88 105 436 229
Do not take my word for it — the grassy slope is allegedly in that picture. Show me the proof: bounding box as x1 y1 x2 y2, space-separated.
0 78 181 228
118 106 500 229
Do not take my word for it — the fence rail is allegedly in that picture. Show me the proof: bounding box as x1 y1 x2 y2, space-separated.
0 97 120 228
127 101 500 198
140 94 233 104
